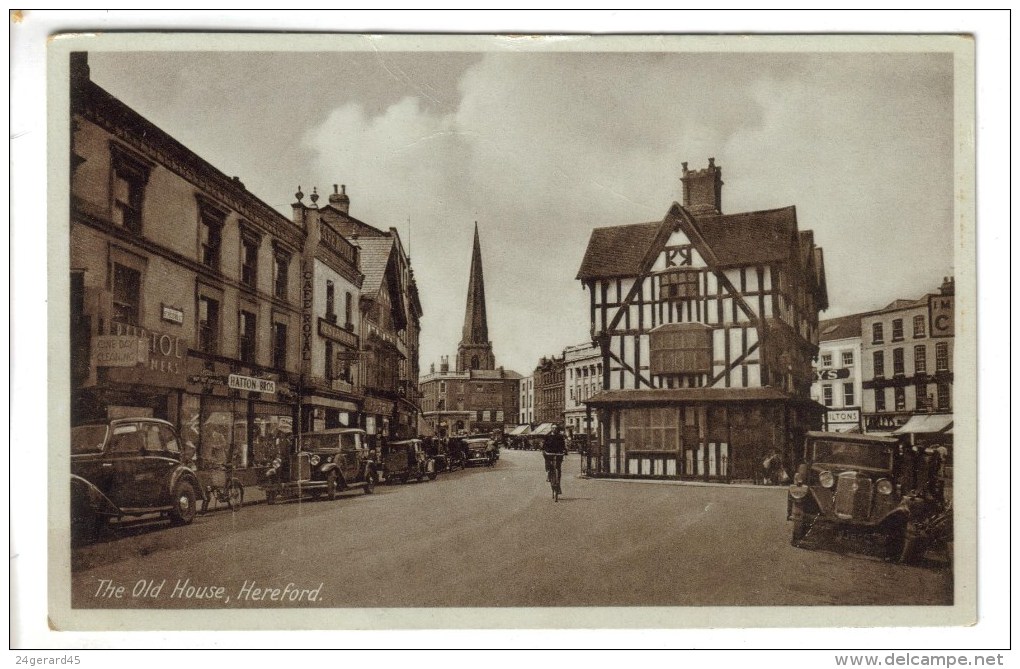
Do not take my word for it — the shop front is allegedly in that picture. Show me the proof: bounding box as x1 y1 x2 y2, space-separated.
362 395 395 447
586 389 822 484
182 358 299 488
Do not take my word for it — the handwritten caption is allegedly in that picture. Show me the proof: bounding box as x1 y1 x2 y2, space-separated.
93 578 324 604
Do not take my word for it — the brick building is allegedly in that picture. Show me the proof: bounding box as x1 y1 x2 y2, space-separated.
532 355 566 426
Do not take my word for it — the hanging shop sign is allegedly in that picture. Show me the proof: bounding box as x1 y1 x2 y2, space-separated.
301 261 314 369
228 374 277 394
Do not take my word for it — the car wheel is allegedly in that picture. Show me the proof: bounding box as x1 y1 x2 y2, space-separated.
169 480 198 526
898 521 923 564
227 481 244 512
326 471 339 501
790 506 808 545
364 471 376 494
71 508 100 547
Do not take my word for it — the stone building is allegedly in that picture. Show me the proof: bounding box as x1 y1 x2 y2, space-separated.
306 185 424 440
532 355 566 425
811 314 866 432
419 224 520 436
563 342 602 437
860 278 955 439
576 159 827 482
70 53 304 484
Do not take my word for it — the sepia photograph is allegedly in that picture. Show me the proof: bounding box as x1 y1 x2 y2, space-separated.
9 9 1009 655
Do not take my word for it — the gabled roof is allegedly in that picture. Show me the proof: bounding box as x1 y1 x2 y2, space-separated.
693 206 798 267
576 205 802 281
356 237 397 295
576 221 661 281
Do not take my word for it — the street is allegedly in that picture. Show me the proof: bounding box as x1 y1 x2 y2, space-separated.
69 449 953 609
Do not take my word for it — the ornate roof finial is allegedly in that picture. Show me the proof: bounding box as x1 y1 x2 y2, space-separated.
295 186 304 202
310 187 319 204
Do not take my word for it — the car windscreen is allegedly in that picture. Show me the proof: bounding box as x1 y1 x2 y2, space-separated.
299 434 338 451
811 439 894 470
71 425 109 454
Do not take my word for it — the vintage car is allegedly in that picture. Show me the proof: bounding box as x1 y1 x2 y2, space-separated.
260 428 377 504
381 439 437 484
788 431 951 562
463 435 497 467
70 418 205 546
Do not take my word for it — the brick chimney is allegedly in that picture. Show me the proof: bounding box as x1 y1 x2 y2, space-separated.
680 158 724 215
329 183 350 215
939 276 955 296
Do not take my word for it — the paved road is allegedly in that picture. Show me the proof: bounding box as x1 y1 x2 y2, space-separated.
69 449 953 608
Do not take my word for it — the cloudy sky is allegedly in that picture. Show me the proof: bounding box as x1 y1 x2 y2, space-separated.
89 42 956 376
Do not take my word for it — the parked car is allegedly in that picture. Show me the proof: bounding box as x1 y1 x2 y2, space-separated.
787 431 951 562
70 418 205 546
381 439 437 484
463 435 497 467
260 428 377 504
423 437 451 472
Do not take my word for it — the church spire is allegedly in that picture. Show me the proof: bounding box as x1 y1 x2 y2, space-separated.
457 222 495 372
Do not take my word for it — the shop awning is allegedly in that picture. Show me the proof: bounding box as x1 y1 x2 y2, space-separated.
508 424 532 436
530 423 556 436
893 414 954 435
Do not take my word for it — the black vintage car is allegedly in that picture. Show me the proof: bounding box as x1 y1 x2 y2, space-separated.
71 418 205 546
381 439 437 484
463 435 497 467
788 431 951 562
260 428 377 504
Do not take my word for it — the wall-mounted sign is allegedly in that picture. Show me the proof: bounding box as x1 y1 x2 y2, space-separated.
929 294 954 338
103 322 188 388
826 408 860 424
301 261 314 369
318 317 359 348
228 374 276 394
161 304 184 325
92 335 146 368
815 368 851 381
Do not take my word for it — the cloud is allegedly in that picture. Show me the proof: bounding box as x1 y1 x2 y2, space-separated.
301 51 955 374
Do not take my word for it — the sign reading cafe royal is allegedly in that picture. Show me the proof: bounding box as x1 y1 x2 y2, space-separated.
91 321 188 389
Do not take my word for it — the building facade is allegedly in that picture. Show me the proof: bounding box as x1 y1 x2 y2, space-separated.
563 342 603 437
861 278 955 437
309 185 424 441
419 225 520 436
576 159 827 482
532 355 566 425
812 314 865 432
70 53 304 485
518 375 535 425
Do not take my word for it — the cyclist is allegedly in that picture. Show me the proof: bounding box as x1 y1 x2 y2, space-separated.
543 425 567 494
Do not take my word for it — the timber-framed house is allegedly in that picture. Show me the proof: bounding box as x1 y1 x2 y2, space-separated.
576 160 828 483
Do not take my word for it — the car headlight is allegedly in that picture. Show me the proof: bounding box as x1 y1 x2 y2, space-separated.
789 486 809 500
309 454 320 466
819 471 835 488
876 478 894 495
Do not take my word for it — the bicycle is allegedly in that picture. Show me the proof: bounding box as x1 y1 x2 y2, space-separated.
543 451 563 502
198 463 244 513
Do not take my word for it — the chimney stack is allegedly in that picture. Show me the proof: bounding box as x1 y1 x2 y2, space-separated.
329 183 351 215
939 276 955 296
680 158 724 215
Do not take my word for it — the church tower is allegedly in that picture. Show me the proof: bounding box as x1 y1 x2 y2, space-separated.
456 223 496 372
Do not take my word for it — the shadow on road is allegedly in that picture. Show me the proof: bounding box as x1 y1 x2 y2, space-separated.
552 496 594 503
